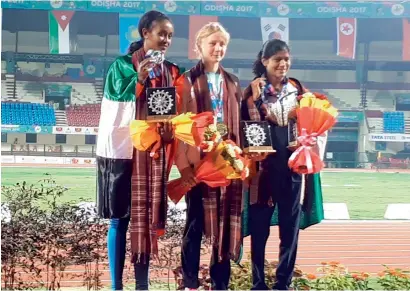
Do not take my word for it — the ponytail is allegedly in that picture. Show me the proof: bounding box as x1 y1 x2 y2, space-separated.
252 50 266 77
128 39 144 55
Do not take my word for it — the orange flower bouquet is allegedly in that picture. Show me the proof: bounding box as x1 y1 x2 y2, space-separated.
288 92 338 174
167 140 250 204
129 112 215 158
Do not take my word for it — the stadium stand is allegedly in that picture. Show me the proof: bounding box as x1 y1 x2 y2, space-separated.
66 104 101 127
1 102 56 126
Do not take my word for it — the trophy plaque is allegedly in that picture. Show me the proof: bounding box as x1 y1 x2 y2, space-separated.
146 87 177 121
241 121 275 153
287 119 299 150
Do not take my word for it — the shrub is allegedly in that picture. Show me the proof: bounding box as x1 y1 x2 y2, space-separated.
1 177 108 291
377 265 410 291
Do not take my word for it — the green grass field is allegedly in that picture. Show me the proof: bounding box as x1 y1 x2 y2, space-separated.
2 167 409 219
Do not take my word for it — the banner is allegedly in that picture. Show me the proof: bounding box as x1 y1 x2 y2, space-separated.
336 17 357 59
337 111 363 123
149 1 199 15
260 17 289 44
1 125 53 134
369 134 410 142
1 155 96 165
328 130 358 142
200 1 259 17
119 14 141 55
2 1 410 18
403 19 410 61
188 15 218 59
49 10 75 54
52 126 99 135
87 1 145 13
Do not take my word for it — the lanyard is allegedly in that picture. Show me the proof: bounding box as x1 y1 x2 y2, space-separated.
207 74 224 122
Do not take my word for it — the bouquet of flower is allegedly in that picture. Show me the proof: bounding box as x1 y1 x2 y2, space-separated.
288 92 338 174
167 139 250 204
129 112 215 158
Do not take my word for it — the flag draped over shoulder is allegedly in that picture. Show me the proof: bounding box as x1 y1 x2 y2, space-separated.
96 55 137 219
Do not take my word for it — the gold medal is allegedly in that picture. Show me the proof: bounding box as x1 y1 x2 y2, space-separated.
216 123 228 137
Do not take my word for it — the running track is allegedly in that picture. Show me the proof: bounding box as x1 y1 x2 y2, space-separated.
3 164 410 287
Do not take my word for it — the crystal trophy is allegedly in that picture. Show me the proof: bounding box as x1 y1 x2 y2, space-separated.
287 118 299 150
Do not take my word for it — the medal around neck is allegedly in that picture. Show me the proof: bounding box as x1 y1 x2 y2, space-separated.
146 87 177 122
241 121 275 153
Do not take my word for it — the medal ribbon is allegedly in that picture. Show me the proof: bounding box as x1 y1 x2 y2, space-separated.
207 75 224 123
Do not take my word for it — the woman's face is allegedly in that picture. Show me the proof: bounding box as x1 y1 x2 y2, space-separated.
262 50 291 79
199 31 228 64
143 20 174 53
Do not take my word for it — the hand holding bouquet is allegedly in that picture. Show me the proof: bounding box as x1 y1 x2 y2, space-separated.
288 92 338 174
167 139 250 204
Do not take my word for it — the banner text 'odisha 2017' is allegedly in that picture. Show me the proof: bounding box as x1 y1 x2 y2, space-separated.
203 4 255 13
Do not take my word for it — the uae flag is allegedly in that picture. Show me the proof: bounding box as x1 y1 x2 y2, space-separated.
260 17 289 44
336 17 357 59
49 10 75 54
188 15 218 59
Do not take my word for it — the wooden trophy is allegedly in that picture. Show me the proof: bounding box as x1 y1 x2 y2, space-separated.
241 121 275 153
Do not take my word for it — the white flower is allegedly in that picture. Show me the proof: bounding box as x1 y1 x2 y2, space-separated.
208 124 217 132
233 159 244 172
202 141 215 152
233 146 242 155
226 145 236 158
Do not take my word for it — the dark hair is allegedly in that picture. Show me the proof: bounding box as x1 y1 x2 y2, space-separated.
252 39 290 77
127 10 172 54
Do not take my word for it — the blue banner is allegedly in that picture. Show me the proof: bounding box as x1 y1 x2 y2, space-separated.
83 55 104 78
87 1 145 13
119 14 141 55
396 94 410 105
1 125 53 134
328 130 358 142
2 1 410 18
337 111 364 123
45 84 72 97
200 1 259 17
1 0 87 10
148 1 199 15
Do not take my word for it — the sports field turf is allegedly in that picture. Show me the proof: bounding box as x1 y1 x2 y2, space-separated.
2 167 409 219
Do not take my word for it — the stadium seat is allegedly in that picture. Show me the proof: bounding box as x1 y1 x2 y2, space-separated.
383 111 405 134
1 102 56 126
66 104 101 127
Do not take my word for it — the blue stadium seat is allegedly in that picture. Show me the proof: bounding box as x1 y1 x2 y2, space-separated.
0 102 56 126
383 111 405 134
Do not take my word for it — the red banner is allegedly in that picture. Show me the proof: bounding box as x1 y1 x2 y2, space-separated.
337 17 357 59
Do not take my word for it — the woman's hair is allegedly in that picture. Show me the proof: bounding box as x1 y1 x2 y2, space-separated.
252 39 290 77
194 22 230 58
127 10 172 54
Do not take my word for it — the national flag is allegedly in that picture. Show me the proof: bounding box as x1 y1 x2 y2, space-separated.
336 17 357 59
260 17 289 44
49 10 75 54
403 19 410 61
188 15 218 59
